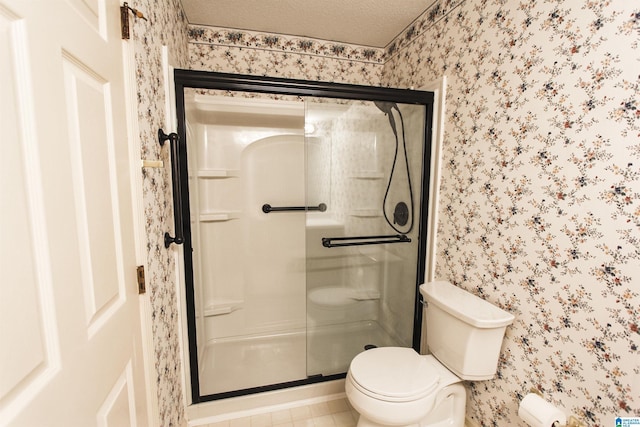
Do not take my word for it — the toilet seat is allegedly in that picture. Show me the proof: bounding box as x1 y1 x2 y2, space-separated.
348 347 440 402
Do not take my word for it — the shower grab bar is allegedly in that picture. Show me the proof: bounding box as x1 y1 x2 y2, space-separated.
159 129 185 248
322 234 411 248
262 203 327 213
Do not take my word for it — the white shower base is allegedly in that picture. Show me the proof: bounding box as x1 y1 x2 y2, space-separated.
306 320 398 376
199 320 398 396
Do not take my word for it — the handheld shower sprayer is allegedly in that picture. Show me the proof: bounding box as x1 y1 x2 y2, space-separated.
374 101 399 136
374 100 415 234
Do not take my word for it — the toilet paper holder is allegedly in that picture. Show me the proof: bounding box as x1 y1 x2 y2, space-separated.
525 389 585 427
558 416 585 427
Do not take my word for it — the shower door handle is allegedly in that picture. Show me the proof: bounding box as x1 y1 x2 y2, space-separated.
159 129 185 248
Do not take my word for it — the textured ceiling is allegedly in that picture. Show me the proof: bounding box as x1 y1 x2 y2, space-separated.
180 0 433 48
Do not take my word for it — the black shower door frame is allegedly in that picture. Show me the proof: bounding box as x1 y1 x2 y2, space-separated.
172 69 434 403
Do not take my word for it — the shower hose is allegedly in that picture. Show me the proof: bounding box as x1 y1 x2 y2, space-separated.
374 101 415 234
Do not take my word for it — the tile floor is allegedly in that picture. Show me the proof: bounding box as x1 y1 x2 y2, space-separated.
200 398 359 427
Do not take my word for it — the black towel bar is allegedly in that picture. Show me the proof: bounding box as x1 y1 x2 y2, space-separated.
322 234 411 248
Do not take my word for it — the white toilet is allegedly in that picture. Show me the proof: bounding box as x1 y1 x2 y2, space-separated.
345 281 515 427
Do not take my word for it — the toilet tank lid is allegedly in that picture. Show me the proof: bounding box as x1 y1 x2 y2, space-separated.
420 281 515 328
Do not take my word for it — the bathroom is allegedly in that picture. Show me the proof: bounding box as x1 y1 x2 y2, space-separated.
135 1 637 426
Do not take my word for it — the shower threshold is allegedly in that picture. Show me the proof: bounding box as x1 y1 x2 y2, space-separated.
199 320 398 397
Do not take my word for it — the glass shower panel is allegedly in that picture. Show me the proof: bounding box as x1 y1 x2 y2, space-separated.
183 90 310 396
304 98 426 377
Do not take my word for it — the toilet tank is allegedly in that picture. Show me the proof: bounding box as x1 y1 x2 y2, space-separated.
420 281 515 380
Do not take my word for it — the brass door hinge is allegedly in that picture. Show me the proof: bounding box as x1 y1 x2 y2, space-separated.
136 265 146 294
120 2 148 40
120 3 130 39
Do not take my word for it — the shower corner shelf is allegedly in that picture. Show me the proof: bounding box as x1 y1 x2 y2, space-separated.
203 300 244 317
198 169 240 178
200 211 241 222
348 170 384 179
349 209 382 218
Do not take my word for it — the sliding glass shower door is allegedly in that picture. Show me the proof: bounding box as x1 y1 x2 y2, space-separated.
304 99 426 377
183 90 309 398
173 71 434 403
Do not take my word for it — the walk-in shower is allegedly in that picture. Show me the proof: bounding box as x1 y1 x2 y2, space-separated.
169 71 434 403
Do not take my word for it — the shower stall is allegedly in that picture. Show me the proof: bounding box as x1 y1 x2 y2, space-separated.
170 71 434 403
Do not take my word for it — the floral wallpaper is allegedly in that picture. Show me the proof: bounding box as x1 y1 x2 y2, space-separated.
188 25 384 85
383 0 639 426
129 1 189 426
130 0 638 426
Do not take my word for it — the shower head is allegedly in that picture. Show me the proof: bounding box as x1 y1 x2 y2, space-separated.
374 101 399 136
373 101 397 115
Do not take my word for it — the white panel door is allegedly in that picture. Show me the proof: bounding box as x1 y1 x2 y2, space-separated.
0 0 149 425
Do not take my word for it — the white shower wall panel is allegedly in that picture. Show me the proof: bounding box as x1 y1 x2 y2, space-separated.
205 295 306 341
242 134 306 325
305 218 347 292
199 221 244 308
201 133 308 342
198 127 273 170
198 178 241 211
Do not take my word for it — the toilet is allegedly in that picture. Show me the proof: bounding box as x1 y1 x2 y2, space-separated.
345 281 515 427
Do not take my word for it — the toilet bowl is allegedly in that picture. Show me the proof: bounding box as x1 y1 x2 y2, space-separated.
345 281 515 427
345 347 465 427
